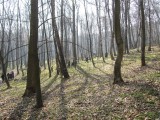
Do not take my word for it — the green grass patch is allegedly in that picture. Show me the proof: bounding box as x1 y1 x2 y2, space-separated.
131 91 144 101
146 111 159 119
134 114 146 120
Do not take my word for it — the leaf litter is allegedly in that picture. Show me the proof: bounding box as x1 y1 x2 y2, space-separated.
0 47 160 119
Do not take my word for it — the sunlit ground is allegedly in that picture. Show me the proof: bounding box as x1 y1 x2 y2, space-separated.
0 46 160 119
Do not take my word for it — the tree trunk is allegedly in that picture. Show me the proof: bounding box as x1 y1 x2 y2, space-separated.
105 0 114 60
51 0 70 79
148 0 152 51
113 0 124 84
0 54 10 88
18 1 24 76
72 0 77 67
16 0 19 75
23 0 43 108
127 0 133 49
61 0 64 50
0 0 11 88
124 0 129 54
41 0 51 77
83 0 95 67
95 0 105 62
104 15 108 58
155 22 160 47
140 0 146 66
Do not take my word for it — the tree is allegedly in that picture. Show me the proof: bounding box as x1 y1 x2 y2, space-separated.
95 0 105 62
124 0 129 54
0 0 11 89
105 0 115 60
51 0 70 79
0 51 11 88
83 0 95 67
113 0 124 84
72 0 77 66
61 0 64 50
23 0 43 108
41 0 52 77
140 0 146 66
148 0 152 51
16 0 20 75
127 0 133 49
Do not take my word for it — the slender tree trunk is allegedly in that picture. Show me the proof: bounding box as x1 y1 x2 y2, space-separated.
18 1 24 76
148 0 152 51
76 9 79 63
5 19 13 74
104 14 108 58
136 4 141 51
130 22 135 48
11 48 15 69
83 0 95 67
0 53 10 88
72 0 77 66
61 0 64 50
43 44 46 69
0 0 11 88
16 0 20 75
127 0 133 49
105 0 114 60
41 26 46 69
95 0 105 62
155 22 160 47
41 0 51 77
64 9 68 62
113 0 124 84
140 0 146 66
124 0 129 54
51 0 70 79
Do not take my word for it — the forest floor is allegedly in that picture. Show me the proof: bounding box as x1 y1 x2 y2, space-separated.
0 47 160 120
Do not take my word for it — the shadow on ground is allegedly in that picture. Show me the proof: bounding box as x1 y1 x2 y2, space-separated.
8 97 33 120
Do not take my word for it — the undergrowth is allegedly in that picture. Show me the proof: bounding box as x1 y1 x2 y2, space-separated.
0 47 160 120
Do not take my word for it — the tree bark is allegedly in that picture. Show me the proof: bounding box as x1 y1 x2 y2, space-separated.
124 0 129 54
140 0 146 66
51 0 70 79
0 0 11 88
95 0 105 62
113 0 124 84
72 0 77 66
23 0 43 108
105 0 115 60
83 0 95 67
16 0 20 75
41 0 52 77
148 0 152 51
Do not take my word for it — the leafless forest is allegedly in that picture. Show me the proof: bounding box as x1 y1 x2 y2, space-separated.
0 0 160 119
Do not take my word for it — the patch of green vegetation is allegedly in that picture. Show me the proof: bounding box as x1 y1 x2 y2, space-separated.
145 101 155 105
145 101 156 108
140 87 159 96
146 51 157 55
151 72 160 78
148 88 159 96
120 93 128 99
131 91 144 101
123 54 140 62
112 115 124 120
145 111 159 119
147 72 160 81
134 114 145 120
